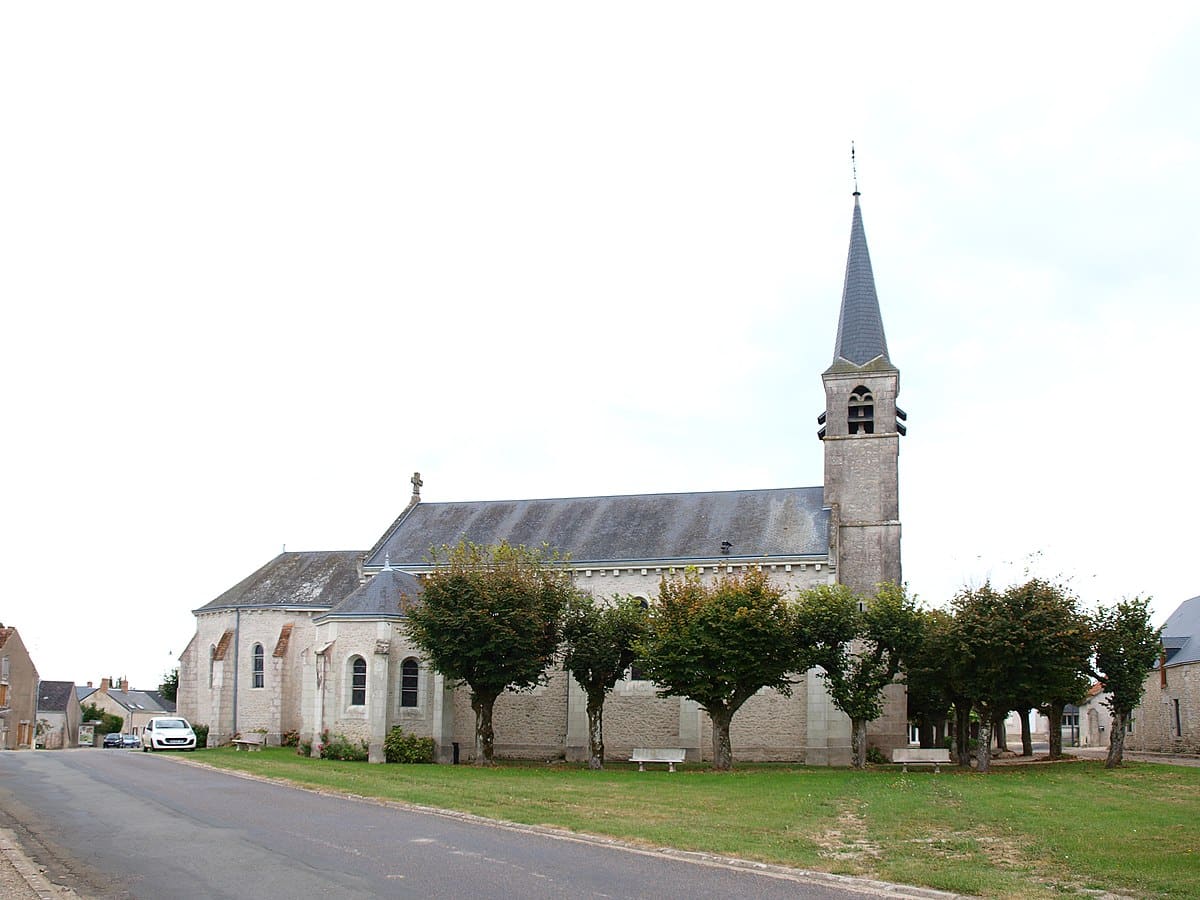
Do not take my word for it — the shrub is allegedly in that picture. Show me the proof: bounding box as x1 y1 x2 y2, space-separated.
384 727 435 764
298 739 312 757
192 724 209 748
865 745 888 765
281 730 300 748
320 732 369 762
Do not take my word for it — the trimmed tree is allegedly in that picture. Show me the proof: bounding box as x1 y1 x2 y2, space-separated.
405 541 576 766
952 583 1021 773
637 568 804 771
1093 596 1162 769
799 582 923 768
903 607 959 753
560 594 648 769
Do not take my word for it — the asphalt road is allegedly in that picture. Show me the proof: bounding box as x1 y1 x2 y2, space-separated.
0 750 932 900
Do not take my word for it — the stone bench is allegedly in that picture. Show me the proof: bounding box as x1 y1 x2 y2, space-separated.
630 748 686 772
232 734 266 751
892 747 951 773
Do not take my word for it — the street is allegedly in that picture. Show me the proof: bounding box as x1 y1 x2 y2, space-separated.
0 751 930 899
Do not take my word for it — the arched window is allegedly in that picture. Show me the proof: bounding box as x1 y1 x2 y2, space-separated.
848 385 874 434
350 656 367 706
252 643 264 688
209 645 217 689
400 658 419 708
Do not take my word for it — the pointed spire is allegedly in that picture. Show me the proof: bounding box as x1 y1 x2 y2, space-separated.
832 191 891 367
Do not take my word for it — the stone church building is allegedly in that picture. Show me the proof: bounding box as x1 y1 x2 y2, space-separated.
178 192 908 766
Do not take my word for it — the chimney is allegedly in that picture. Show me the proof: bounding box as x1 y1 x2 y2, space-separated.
87 681 93 688
100 678 111 692
119 679 129 693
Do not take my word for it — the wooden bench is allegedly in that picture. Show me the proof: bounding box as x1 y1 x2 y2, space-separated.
631 748 686 772
892 747 951 773
232 734 266 751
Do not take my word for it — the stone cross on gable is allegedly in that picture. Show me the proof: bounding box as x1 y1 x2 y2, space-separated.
411 471 422 499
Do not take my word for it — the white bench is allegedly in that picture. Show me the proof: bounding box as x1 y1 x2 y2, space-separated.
631 748 686 772
232 734 266 751
892 747 951 773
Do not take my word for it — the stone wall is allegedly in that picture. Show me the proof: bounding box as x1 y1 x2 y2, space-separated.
1127 663 1200 754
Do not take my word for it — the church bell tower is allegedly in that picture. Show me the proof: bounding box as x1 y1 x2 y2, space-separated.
819 190 905 597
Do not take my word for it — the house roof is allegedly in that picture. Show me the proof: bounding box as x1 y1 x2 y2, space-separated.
363 486 830 570
1160 595 1200 668
102 689 174 715
316 567 423 621
37 681 76 713
831 194 892 368
76 685 97 703
195 551 364 613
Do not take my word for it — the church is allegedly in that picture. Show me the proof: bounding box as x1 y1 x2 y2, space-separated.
178 190 908 766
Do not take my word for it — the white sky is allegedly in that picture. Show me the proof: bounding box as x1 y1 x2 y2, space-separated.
3 3 1198 690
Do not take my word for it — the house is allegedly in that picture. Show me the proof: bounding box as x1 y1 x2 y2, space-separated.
36 681 82 749
1127 595 1200 754
81 677 176 737
1077 682 1112 748
179 191 909 766
0 625 40 750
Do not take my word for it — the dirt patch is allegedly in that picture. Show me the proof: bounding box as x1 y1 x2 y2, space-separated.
815 803 881 862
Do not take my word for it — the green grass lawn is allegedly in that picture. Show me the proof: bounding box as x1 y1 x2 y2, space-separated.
191 749 1199 898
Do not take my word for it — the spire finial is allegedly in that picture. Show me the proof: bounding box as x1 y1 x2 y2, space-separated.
410 471 423 500
851 141 860 197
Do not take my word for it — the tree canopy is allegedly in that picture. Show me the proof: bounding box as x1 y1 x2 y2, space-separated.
1093 596 1162 768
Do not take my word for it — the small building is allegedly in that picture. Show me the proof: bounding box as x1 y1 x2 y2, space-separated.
36 681 82 749
1128 596 1200 754
0 625 40 750
81 678 176 736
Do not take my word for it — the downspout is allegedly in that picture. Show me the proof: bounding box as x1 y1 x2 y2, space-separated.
232 608 241 735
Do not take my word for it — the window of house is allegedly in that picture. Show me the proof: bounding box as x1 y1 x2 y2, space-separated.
350 656 367 706
400 658 419 708
252 643 264 689
848 386 875 434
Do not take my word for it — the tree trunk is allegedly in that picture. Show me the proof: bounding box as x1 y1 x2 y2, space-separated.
1106 710 1128 769
993 714 1008 751
471 691 497 766
935 718 946 749
918 719 935 750
1046 704 1064 760
586 689 605 770
975 714 993 773
851 718 868 768
710 707 733 771
1019 708 1033 756
954 702 972 768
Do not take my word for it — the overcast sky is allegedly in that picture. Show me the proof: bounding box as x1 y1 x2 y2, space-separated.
3 4 1198 690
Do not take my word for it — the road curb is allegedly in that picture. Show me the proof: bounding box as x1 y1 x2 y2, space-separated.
0 828 76 899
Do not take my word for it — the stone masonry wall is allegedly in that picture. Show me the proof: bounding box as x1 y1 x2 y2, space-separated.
1127 663 1200 754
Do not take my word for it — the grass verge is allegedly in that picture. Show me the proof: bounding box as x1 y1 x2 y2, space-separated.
192 749 1198 898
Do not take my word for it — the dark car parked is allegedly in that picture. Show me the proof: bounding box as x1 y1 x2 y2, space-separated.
102 733 122 748
121 734 140 749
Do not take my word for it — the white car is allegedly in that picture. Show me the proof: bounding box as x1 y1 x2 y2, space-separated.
141 717 197 752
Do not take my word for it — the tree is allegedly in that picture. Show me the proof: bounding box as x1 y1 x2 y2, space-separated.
637 569 804 771
160 667 179 703
952 584 1022 773
799 583 923 768
560 594 648 769
902 607 958 752
81 702 123 735
405 541 576 766
1001 579 1092 759
1093 597 1162 769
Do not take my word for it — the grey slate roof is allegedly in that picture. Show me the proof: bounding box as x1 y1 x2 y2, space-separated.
103 689 174 715
364 486 829 569
76 685 96 703
317 568 423 621
1160 595 1200 668
195 551 364 613
37 681 76 713
832 195 891 367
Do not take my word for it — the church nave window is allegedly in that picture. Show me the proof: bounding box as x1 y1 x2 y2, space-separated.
400 658 419 708
848 386 874 434
252 643 265 689
349 656 367 706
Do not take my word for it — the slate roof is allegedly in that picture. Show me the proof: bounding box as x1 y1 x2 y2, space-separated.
364 486 829 569
316 568 424 621
102 689 174 715
37 681 76 713
1160 595 1200 668
195 551 364 613
832 194 891 367
76 685 97 703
